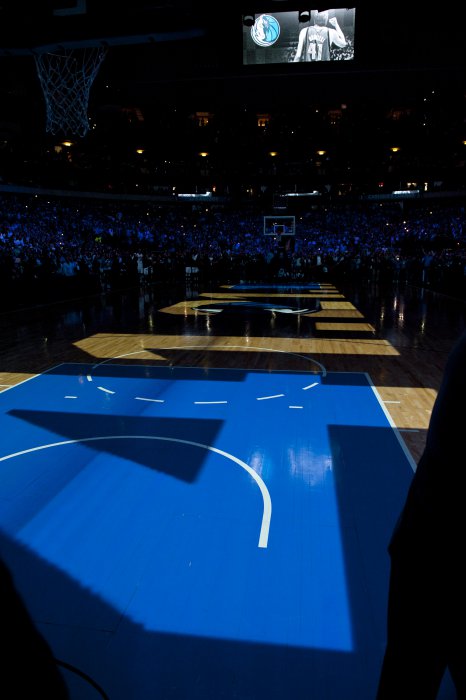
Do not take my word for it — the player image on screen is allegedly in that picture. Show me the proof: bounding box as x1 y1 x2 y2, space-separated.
293 10 347 62
242 8 355 66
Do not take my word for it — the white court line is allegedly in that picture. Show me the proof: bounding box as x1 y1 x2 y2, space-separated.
0 372 44 393
0 435 272 548
256 394 285 401
135 397 165 403
89 346 327 376
97 387 115 395
64 396 78 399
302 382 318 390
84 348 327 405
194 401 228 405
289 405 303 409
366 373 417 472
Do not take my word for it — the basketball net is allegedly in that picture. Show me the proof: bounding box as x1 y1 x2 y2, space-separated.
34 47 107 138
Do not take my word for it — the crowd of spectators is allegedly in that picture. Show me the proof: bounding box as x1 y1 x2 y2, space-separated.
0 192 465 310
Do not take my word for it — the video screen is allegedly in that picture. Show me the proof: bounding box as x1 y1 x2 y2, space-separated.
242 8 356 65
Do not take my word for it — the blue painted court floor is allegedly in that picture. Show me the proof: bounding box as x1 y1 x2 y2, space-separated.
0 363 456 698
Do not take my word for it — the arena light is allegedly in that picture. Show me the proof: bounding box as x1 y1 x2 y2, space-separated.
178 192 212 198
285 191 320 197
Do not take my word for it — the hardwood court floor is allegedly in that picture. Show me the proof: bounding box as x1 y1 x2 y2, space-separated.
0 274 464 699
1 275 465 465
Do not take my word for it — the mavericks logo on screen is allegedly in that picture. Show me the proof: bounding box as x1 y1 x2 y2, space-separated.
251 14 280 47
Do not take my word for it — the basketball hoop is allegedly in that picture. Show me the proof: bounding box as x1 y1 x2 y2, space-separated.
34 46 107 138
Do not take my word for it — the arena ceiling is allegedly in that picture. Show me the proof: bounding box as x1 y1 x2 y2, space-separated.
0 1 464 116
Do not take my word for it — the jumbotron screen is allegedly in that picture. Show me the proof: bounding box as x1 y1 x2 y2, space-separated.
242 8 356 66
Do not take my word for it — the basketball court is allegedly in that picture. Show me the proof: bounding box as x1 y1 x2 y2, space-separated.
0 4 460 697
1 274 455 699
